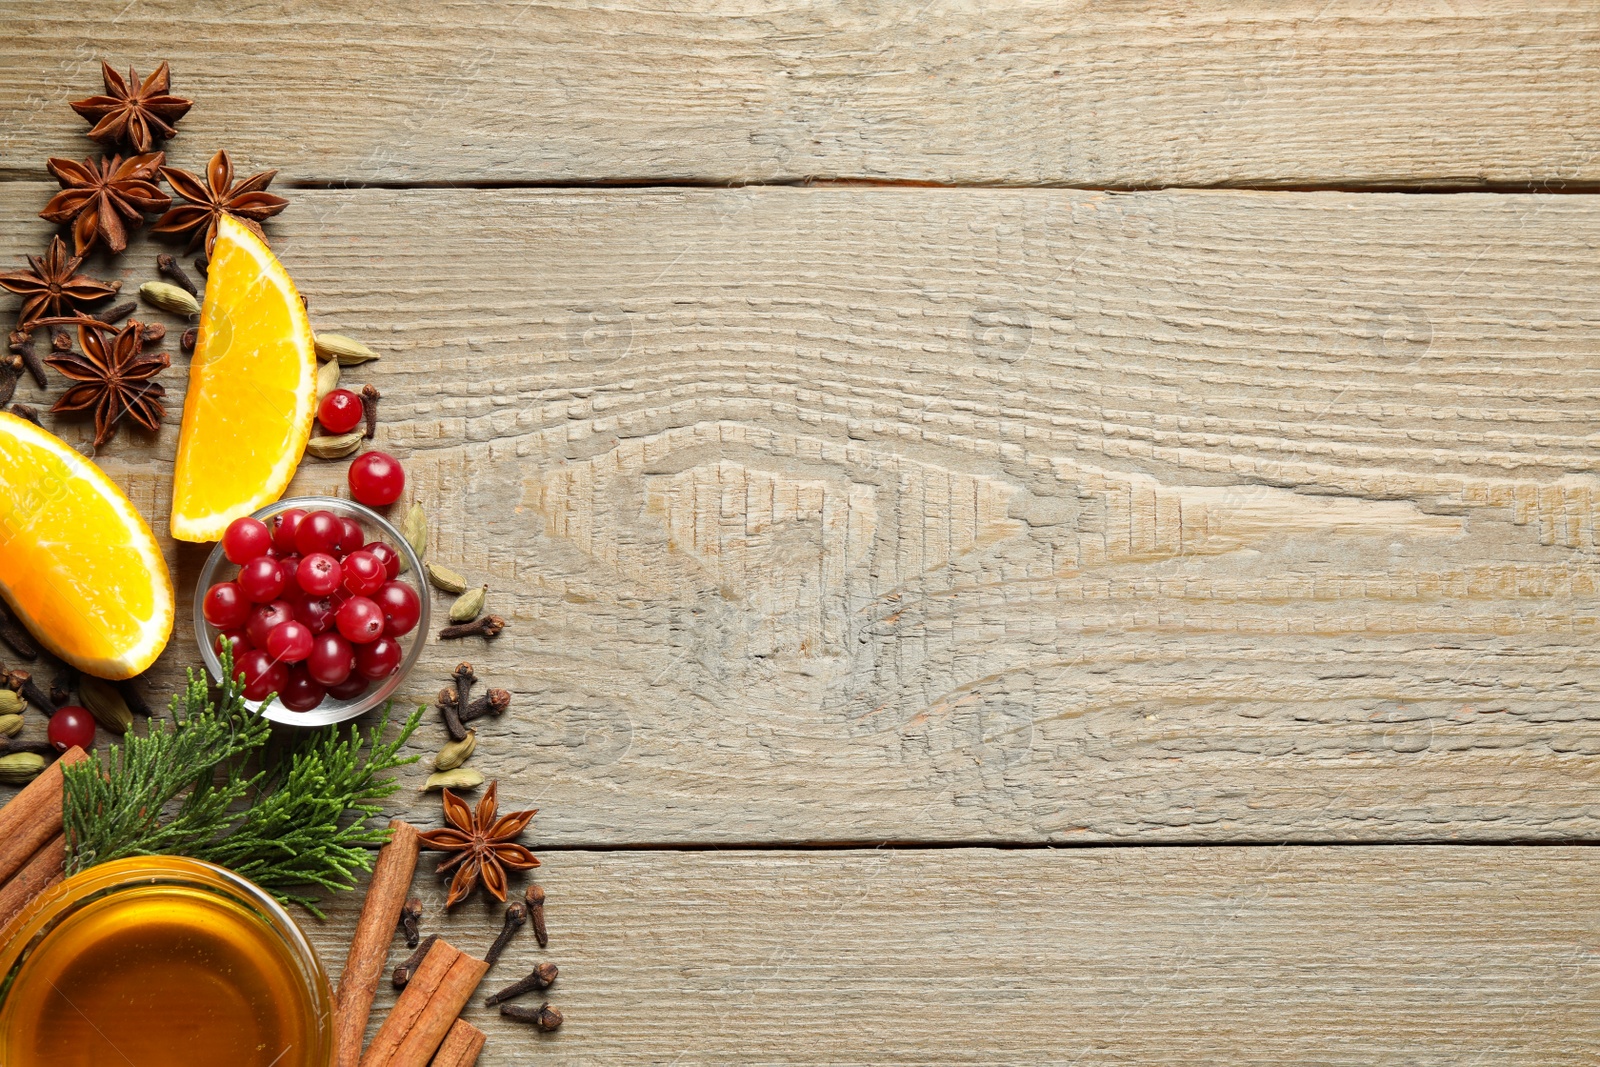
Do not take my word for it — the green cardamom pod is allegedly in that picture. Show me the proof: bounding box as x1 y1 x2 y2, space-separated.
423 767 484 792
306 432 364 459
0 752 47 784
0 690 23 717
448 584 488 624
0 714 23 738
139 280 201 317
314 333 380 365
424 562 468 595
80 675 132 735
399 503 427 572
435 730 477 771
315 358 341 401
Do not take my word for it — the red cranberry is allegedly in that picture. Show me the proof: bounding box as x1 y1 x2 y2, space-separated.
297 552 343 596
363 541 400 579
375 581 421 636
318 389 364 435
203 582 251 629
278 667 327 713
48 705 95 751
272 508 307 554
245 599 296 649
355 635 403 679
265 620 314 663
237 556 287 603
335 595 385 644
214 627 252 658
294 510 344 556
236 649 288 703
222 516 273 565
307 632 356 686
348 452 405 507
294 596 337 635
338 517 365 557
341 550 386 596
327 673 370 701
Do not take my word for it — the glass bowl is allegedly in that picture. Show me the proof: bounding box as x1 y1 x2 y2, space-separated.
0 856 334 1067
194 496 430 727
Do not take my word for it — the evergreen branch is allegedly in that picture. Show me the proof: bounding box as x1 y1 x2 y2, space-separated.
62 648 423 916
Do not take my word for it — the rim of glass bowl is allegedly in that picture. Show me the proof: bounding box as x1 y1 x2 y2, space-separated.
194 496 430 727
0 856 333 1063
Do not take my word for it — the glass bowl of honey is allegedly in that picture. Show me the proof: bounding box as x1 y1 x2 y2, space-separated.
0 856 333 1067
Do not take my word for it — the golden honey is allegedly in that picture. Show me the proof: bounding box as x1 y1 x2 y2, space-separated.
0 857 332 1067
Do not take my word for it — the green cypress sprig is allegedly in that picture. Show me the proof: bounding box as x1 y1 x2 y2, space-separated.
62 649 422 917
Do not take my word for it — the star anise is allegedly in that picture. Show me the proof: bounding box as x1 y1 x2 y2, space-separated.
418 782 540 908
153 150 288 254
0 236 121 328
70 61 192 154
43 317 168 447
41 153 170 256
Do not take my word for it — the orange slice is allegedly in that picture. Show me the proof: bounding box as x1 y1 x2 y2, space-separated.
169 214 316 542
0 412 173 678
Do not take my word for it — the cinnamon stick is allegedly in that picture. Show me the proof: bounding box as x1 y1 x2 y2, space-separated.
0 833 66 931
427 1019 485 1067
0 746 86 887
334 819 421 1067
359 938 489 1067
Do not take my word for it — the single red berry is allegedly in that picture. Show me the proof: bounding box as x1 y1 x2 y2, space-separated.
278 667 327 713
355 635 404 680
327 673 370 700
245 599 296 649
222 516 273 565
363 541 401 579
317 389 364 435
277 554 302 594
235 649 288 703
265 619 314 663
272 508 307 554
341 550 386 596
307 632 356 686
203 582 251 629
375 581 421 636
297 552 343 596
294 596 337 635
48 705 96 751
294 510 344 556
335 595 385 644
214 627 252 658
338 517 366 557
237 556 287 603
348 451 405 507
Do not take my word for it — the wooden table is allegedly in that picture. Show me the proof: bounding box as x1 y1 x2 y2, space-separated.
3 3 1599 1061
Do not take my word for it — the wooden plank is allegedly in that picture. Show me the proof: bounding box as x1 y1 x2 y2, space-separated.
4 184 1600 843
1 2 1598 187
303 847 1600 1064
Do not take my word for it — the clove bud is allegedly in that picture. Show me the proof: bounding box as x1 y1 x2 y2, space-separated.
6 670 54 714
527 884 547 947
458 688 510 725
156 253 200 296
392 933 438 989
438 615 504 641
0 601 37 660
360 384 380 439
485 963 558 1006
500 1001 562 1031
398 897 422 948
484 900 527 966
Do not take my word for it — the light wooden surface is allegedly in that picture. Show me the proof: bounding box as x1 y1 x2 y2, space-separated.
1 2 1599 187
3 184 1599 844
307 847 1600 1065
0 4 1596 1063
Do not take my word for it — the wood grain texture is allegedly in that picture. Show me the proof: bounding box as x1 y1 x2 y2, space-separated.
3 184 1600 843
0 2 1598 187
303 847 1600 1065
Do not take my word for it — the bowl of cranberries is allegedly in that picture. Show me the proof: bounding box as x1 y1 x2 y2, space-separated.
195 496 429 726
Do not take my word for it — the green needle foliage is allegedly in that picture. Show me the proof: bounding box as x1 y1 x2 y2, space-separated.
62 650 422 917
